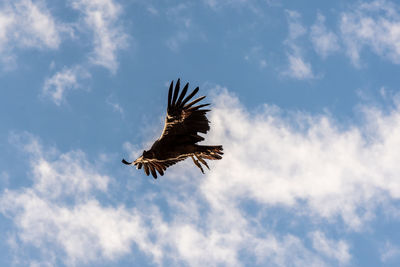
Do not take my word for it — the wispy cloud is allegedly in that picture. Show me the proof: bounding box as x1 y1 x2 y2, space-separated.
0 0 70 69
165 3 193 52
253 235 326 266
380 241 400 263
283 10 315 79
0 171 9 188
204 0 248 9
146 6 159 16
166 31 189 52
286 10 307 41
310 13 340 59
340 0 400 66
71 0 128 73
42 65 90 105
106 94 124 115
285 54 314 79
203 0 280 11
310 231 351 264
244 45 268 69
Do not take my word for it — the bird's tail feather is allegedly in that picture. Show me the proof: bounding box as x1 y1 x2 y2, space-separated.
191 145 223 173
196 145 223 160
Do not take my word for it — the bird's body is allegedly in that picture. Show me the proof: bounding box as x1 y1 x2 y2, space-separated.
122 79 223 179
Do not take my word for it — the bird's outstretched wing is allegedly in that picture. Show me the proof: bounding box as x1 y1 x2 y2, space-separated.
158 78 211 144
122 79 221 179
122 156 188 179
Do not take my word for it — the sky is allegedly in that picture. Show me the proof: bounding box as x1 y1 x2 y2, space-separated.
1 0 400 266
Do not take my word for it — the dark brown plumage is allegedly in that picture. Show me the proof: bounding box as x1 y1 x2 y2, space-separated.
122 79 223 179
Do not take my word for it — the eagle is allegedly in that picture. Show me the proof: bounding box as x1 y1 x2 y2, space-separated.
122 79 223 179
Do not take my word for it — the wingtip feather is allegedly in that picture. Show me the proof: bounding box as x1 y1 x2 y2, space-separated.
184 95 206 109
176 82 189 106
144 164 150 176
149 164 157 179
171 78 181 107
168 80 174 110
180 87 199 107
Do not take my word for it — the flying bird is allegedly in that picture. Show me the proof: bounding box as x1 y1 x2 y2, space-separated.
122 79 223 179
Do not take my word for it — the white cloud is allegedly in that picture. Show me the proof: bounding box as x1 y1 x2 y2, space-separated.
0 9 14 50
310 13 340 58
0 0 128 72
42 65 90 105
71 0 128 73
310 231 351 264
8 133 109 199
206 88 400 230
12 0 62 49
1 133 160 265
340 0 400 66
1 131 331 266
1 193 156 266
0 0 69 68
283 10 315 79
5 87 400 265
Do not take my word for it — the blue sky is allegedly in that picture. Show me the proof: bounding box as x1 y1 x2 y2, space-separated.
1 0 400 266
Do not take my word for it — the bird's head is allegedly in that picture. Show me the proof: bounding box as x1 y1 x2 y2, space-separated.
138 150 154 160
